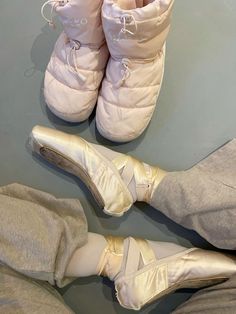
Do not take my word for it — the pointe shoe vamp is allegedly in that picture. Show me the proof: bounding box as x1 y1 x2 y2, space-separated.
115 261 168 310
96 53 165 142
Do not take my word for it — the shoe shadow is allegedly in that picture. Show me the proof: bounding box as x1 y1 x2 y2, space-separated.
25 23 61 78
136 202 216 250
148 289 197 314
92 112 153 154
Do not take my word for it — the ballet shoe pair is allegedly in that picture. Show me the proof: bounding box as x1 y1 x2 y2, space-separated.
30 126 236 311
41 0 174 142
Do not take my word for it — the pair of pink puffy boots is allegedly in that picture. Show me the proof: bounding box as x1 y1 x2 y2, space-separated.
42 0 174 142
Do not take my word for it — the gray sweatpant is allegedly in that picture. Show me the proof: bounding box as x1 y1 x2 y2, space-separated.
151 139 236 313
1 137 236 314
0 183 87 313
151 139 236 250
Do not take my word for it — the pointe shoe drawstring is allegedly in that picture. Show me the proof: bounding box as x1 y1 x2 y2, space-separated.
41 0 69 27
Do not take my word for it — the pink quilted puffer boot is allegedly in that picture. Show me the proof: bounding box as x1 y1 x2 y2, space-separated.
96 0 174 142
41 0 109 122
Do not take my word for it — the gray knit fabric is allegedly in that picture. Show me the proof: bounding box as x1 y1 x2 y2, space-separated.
0 183 87 313
151 139 236 250
0 265 74 314
1 162 236 314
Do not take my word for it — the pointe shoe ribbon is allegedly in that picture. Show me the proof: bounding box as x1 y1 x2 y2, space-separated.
112 155 167 202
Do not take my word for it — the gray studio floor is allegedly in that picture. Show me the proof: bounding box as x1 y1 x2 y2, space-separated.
1 0 236 313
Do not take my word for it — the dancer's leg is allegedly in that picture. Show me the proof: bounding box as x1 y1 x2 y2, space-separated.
66 233 187 278
66 233 108 277
0 183 88 287
0 264 73 314
151 139 236 250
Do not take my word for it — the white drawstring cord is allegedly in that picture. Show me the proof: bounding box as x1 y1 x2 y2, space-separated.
41 0 68 27
66 40 86 84
115 58 132 88
119 14 138 38
65 39 105 84
114 14 138 87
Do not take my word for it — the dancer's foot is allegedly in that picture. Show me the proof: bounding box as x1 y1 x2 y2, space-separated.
98 236 236 310
66 233 236 311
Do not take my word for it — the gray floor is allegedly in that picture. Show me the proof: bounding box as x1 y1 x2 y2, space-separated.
0 0 236 313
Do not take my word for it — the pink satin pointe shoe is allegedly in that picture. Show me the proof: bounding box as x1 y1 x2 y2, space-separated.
30 125 167 216
98 236 236 310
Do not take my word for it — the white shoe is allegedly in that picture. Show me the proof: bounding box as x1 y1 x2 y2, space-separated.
30 125 166 216
96 0 174 142
98 236 236 310
41 0 109 122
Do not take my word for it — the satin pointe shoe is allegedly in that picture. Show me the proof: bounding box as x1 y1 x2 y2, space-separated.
30 125 167 217
98 236 236 310
41 0 109 122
